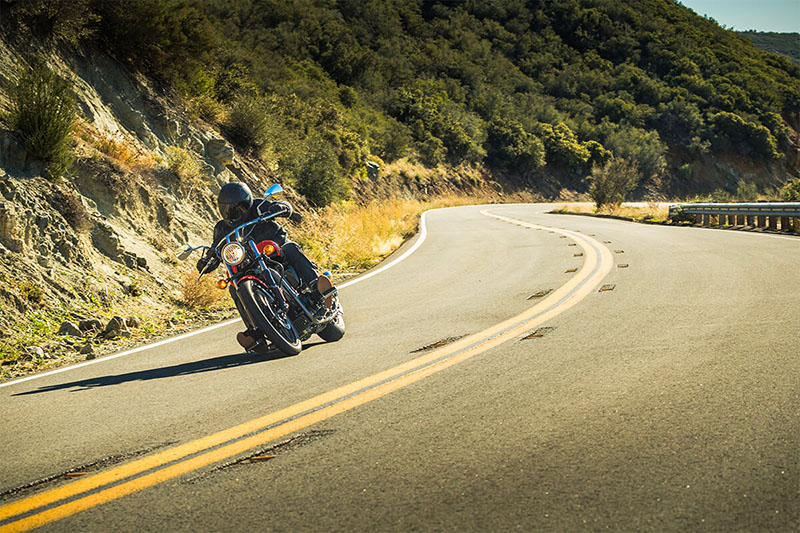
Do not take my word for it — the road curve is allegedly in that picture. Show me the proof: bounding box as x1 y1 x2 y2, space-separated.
1 204 798 532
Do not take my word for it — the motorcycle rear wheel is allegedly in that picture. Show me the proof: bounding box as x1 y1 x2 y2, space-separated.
238 278 302 356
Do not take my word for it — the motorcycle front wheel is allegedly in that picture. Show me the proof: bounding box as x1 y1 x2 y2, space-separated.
317 303 345 342
238 278 302 356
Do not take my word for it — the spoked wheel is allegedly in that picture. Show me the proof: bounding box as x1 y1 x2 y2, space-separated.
238 278 302 356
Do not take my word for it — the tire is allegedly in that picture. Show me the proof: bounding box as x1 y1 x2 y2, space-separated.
238 278 302 356
317 304 345 342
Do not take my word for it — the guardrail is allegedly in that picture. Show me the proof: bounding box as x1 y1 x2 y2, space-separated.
669 202 800 232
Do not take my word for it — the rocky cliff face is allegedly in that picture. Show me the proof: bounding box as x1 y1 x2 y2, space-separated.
0 36 278 372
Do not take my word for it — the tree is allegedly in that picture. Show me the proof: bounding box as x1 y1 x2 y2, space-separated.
589 158 640 209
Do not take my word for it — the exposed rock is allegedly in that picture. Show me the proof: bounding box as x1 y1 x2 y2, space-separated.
80 343 94 356
187 135 204 154
119 105 146 132
0 201 31 253
35 214 51 230
163 115 181 140
24 346 44 360
121 251 137 269
366 161 380 180
0 129 27 169
58 321 83 337
126 316 141 328
79 194 99 213
101 315 129 339
41 342 62 358
36 254 52 268
205 138 234 174
79 319 103 332
200 162 216 178
92 222 124 260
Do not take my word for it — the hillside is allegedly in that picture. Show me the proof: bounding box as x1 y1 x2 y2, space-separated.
4 0 799 200
1 0 800 377
198 0 800 197
739 31 800 66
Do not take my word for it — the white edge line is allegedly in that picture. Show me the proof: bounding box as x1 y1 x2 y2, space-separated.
0 211 432 389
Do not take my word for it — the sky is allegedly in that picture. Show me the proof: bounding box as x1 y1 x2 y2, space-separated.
678 0 800 33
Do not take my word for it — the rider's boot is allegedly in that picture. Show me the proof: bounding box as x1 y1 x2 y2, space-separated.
236 330 270 354
316 274 335 310
236 331 256 350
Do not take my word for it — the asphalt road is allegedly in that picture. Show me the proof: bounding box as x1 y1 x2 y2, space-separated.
1 204 798 532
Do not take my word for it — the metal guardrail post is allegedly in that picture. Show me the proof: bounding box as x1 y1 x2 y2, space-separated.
670 202 800 233
769 216 778 230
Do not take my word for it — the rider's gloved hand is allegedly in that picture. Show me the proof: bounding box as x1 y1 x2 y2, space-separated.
267 201 292 218
196 254 219 274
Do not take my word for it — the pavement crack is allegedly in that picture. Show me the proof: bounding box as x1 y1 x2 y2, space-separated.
0 442 177 503
521 326 557 340
410 335 467 353
181 430 337 484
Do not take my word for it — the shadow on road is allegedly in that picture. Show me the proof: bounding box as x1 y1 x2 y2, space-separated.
12 343 324 396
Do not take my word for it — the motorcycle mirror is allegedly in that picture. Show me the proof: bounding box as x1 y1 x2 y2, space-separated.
176 246 195 261
264 184 283 198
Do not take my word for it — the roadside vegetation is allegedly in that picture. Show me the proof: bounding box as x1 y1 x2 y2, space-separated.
551 203 670 224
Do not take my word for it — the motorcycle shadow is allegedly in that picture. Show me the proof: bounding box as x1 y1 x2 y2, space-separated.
14 341 327 396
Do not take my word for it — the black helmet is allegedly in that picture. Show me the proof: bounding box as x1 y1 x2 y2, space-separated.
218 182 253 225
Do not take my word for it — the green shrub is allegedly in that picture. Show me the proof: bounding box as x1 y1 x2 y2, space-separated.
19 282 45 304
710 112 782 160
225 95 274 157
487 117 546 171
164 146 203 191
5 60 76 179
735 179 758 202
1 0 96 43
293 136 349 207
589 158 640 208
781 178 800 201
535 122 590 167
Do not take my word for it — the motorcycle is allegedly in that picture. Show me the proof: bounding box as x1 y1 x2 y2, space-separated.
177 184 345 356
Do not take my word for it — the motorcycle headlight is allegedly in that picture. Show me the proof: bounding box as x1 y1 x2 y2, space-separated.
221 243 246 266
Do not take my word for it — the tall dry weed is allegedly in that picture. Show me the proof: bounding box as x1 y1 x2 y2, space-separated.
180 271 223 310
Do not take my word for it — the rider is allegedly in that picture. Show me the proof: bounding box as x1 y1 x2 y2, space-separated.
196 181 334 351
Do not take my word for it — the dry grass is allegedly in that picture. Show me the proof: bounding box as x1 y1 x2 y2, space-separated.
552 202 670 223
164 145 204 193
75 121 156 170
292 194 489 272
180 271 224 310
95 136 139 164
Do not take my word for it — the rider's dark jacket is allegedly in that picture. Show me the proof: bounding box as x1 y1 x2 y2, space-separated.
198 200 291 273
212 200 289 248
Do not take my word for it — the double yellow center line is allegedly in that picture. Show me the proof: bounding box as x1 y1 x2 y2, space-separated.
0 211 613 532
